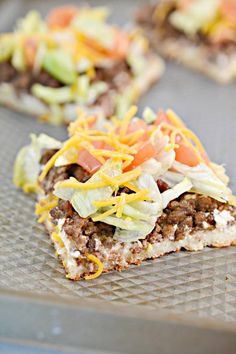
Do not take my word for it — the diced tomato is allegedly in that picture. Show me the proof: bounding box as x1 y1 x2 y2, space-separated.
127 118 149 141
125 141 156 171
92 141 103 149
112 30 130 59
154 111 171 126
178 0 193 10
77 149 102 174
102 143 113 151
77 140 114 174
24 37 38 67
175 143 199 167
221 0 236 23
47 6 79 28
175 142 209 167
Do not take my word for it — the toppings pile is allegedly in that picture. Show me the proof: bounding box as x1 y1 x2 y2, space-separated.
0 6 151 120
155 0 236 46
14 105 236 243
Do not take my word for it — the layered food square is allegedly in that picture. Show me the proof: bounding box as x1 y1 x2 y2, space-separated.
0 6 164 124
136 0 236 83
14 106 236 280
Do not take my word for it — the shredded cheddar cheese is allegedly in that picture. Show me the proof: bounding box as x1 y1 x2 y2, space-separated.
119 105 137 137
35 195 58 223
166 109 185 129
85 254 104 280
35 199 58 215
93 189 149 208
37 212 49 224
22 183 39 194
51 232 64 247
92 189 150 221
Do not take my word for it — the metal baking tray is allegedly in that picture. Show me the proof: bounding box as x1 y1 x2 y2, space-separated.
1 289 236 354
1 0 236 348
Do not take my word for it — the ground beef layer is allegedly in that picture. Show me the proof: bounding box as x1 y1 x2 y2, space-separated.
49 194 236 259
0 59 132 93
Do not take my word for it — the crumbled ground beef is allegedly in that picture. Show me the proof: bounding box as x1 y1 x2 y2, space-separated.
50 193 236 255
157 179 169 192
147 194 235 243
0 62 62 91
39 149 91 194
0 62 17 83
94 60 132 91
40 149 58 165
41 166 69 194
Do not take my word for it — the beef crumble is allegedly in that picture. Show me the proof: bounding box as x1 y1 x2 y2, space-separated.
0 62 62 91
94 60 132 91
39 149 91 194
50 194 236 255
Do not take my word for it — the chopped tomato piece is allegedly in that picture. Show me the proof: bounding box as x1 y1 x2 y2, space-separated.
24 37 38 67
221 0 236 23
47 6 79 28
112 30 130 59
175 143 199 167
92 141 103 149
125 141 156 171
77 149 102 174
178 0 193 10
102 143 113 151
175 142 209 167
154 111 171 126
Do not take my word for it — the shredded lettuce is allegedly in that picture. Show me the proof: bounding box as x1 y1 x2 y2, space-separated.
160 170 183 187
11 42 26 71
173 161 235 204
140 158 164 180
210 162 229 186
161 177 192 209
170 0 219 36
74 75 108 105
143 107 156 124
54 147 79 167
13 134 61 191
127 53 146 77
140 129 175 180
0 36 15 63
91 173 163 242
32 84 73 104
48 104 64 125
16 11 45 34
42 49 77 85
54 160 122 218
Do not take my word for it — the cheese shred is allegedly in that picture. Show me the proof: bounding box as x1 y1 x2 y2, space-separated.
85 254 104 280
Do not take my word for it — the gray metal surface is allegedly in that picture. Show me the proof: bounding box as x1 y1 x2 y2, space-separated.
0 0 236 324
1 289 236 354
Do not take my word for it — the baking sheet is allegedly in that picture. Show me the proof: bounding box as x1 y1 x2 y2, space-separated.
0 0 236 323
1 289 236 354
